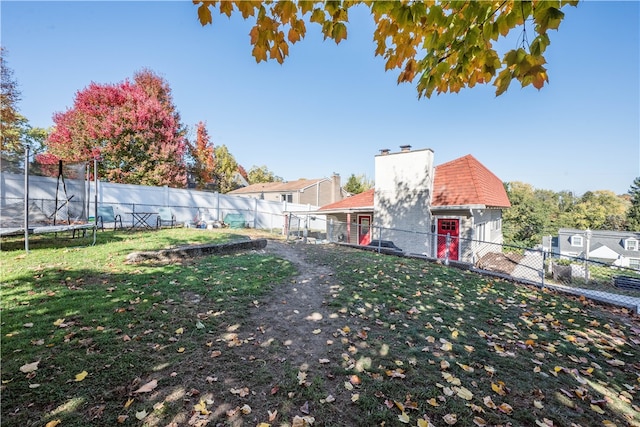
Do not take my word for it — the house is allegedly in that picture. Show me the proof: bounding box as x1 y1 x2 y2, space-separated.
228 174 346 206
317 147 511 263
431 154 511 262
557 228 640 268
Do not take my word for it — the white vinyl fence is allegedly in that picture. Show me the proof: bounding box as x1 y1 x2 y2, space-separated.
1 172 324 232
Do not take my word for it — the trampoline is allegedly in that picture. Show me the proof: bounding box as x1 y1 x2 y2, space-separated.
1 147 97 251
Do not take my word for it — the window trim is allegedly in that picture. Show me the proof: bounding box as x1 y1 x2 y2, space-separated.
570 235 584 247
625 238 638 251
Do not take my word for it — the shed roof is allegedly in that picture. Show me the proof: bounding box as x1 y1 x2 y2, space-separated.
432 154 511 208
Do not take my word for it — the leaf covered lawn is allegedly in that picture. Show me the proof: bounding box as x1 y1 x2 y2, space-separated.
1 231 639 427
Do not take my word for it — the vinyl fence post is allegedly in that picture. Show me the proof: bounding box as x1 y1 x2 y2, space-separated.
328 219 334 242
444 233 451 266
286 213 291 241
254 198 258 229
24 145 30 253
541 250 546 289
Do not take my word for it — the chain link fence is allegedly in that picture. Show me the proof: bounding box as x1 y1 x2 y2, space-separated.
293 217 640 313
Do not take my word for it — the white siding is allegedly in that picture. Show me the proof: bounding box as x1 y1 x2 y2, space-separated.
373 148 435 255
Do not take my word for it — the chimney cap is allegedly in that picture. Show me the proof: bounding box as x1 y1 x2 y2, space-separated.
400 144 412 152
379 148 390 155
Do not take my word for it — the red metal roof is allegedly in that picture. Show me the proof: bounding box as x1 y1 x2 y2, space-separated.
432 154 511 207
319 188 374 211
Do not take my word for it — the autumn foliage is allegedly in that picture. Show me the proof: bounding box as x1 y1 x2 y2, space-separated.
194 0 578 98
187 121 216 190
45 69 187 187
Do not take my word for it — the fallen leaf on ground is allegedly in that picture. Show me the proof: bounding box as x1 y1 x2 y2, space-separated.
297 371 308 386
443 413 457 425
194 399 210 415
20 361 39 373
398 412 410 423
75 370 88 381
292 415 315 427
230 387 250 397
135 410 147 420
45 420 61 427
134 379 157 393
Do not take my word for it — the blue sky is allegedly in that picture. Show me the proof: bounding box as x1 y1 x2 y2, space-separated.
2 1 638 196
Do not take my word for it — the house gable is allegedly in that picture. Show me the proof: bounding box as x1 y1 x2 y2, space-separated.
229 174 344 205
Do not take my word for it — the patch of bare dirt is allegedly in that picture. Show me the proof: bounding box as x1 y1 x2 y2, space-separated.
151 239 353 427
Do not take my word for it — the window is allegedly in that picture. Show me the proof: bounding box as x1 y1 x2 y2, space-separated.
476 223 486 241
491 218 502 231
570 235 583 247
625 239 638 251
281 194 292 203
629 258 640 269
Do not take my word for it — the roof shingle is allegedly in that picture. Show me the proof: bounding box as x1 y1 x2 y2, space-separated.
432 154 510 207
319 188 374 211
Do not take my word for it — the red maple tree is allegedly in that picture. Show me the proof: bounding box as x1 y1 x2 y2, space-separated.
45 69 187 187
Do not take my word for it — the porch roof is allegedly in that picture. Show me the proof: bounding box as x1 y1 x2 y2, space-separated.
317 188 374 214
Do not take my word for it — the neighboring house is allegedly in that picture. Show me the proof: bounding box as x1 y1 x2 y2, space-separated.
317 147 511 263
228 174 346 206
557 228 640 268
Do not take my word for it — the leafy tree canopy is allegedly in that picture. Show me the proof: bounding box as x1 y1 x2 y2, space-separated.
248 165 283 184
503 181 635 247
1 47 26 159
194 0 578 98
343 173 373 194
187 121 216 190
45 69 187 187
213 144 241 193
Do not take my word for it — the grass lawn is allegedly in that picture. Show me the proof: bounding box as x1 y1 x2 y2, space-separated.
1 229 639 427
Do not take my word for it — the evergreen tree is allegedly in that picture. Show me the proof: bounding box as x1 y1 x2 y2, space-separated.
343 174 373 195
626 177 640 231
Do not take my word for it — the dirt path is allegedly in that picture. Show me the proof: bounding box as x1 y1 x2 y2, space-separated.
183 239 354 426
248 239 342 369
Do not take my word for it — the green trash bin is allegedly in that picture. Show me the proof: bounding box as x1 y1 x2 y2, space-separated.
224 213 245 229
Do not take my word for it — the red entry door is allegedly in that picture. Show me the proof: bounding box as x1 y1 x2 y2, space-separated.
437 219 459 261
358 215 372 245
